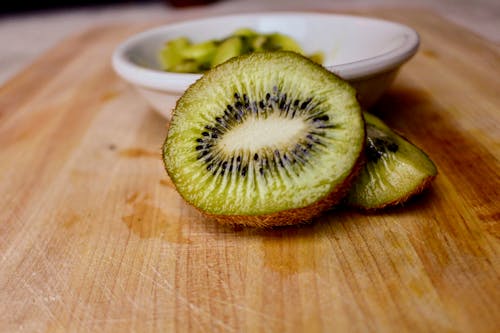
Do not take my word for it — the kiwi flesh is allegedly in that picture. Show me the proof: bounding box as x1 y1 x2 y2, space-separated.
159 37 190 70
211 36 243 67
346 112 437 210
159 29 324 73
264 33 303 53
163 51 365 227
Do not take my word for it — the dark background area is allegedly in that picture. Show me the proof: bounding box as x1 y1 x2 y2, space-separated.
1 0 218 14
2 1 158 13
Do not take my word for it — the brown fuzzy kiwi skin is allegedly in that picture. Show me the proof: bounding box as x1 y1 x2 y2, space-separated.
162 129 366 228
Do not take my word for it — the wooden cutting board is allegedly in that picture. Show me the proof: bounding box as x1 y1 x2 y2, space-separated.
1 9 499 333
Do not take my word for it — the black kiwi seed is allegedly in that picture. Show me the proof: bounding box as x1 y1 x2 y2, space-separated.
313 115 329 122
301 98 312 110
388 142 398 152
279 94 287 109
366 137 399 162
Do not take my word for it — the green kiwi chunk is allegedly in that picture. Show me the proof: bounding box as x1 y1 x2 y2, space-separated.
232 28 258 38
178 40 218 65
308 52 325 65
211 36 243 67
264 33 304 53
346 112 437 210
163 52 365 227
159 37 190 70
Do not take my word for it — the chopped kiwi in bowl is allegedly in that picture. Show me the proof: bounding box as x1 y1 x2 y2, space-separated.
162 51 364 227
159 28 324 73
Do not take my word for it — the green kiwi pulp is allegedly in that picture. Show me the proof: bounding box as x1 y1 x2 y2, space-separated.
163 52 365 227
159 29 324 74
346 112 437 210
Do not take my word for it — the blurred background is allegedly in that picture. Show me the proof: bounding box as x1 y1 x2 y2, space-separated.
0 0 498 84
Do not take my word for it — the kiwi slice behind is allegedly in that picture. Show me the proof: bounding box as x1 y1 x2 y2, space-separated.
347 112 437 209
163 52 365 227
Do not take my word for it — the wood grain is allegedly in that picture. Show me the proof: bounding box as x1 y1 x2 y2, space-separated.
0 9 499 333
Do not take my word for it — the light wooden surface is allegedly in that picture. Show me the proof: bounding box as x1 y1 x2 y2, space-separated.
1 9 499 333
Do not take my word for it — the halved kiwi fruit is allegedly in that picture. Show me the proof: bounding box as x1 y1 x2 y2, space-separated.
346 112 437 210
163 51 365 227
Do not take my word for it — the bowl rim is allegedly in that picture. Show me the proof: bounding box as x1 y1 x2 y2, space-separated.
112 12 419 92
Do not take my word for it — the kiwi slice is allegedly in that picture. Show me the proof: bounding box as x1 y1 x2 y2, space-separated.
163 51 365 227
346 112 437 210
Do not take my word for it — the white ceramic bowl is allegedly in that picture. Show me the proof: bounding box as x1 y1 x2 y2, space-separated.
112 12 419 119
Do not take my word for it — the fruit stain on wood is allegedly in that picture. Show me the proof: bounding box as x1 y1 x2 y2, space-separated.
422 49 439 59
119 148 159 159
261 227 321 275
62 213 80 229
159 178 175 189
100 90 119 102
122 192 190 244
